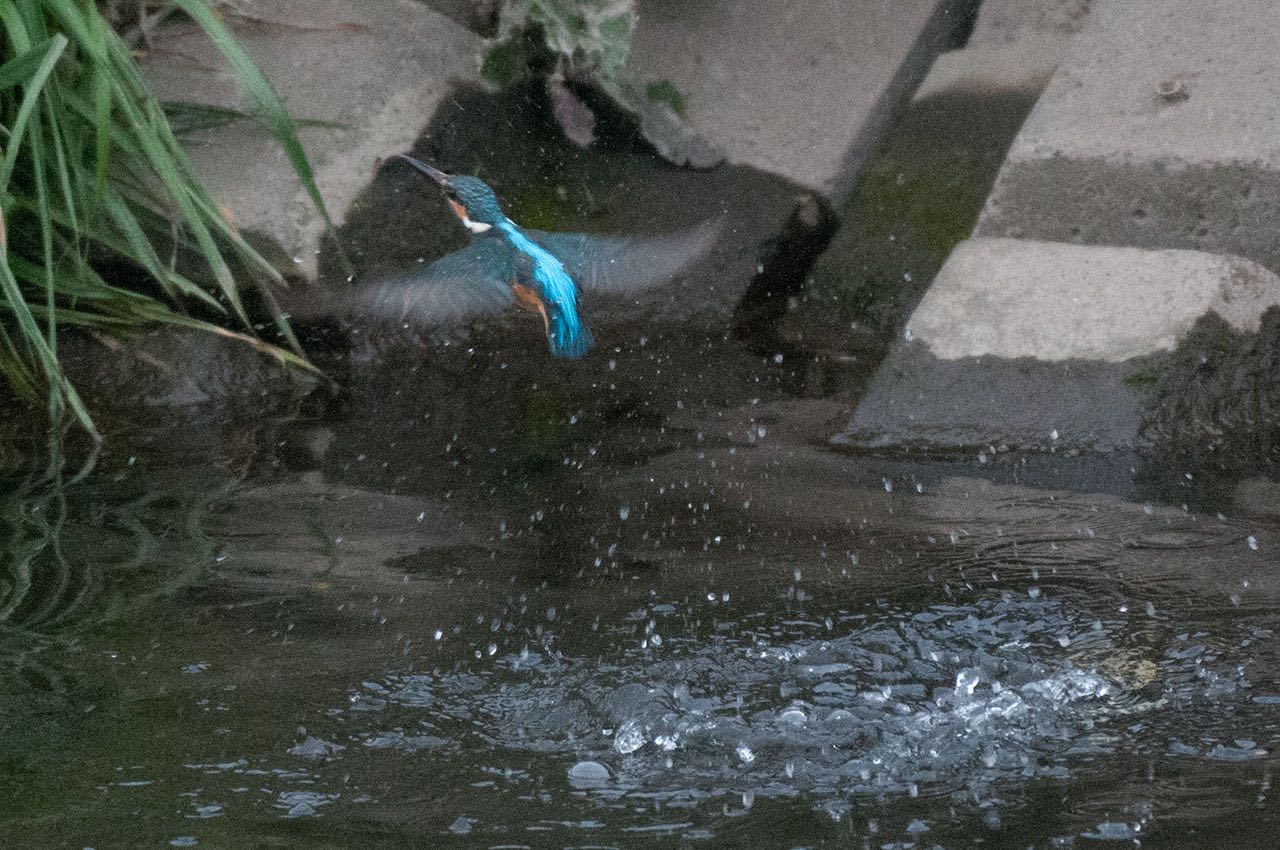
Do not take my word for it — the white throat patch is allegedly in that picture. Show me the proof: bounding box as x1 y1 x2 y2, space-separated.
463 217 493 234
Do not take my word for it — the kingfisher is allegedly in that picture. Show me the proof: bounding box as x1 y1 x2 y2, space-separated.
344 155 720 357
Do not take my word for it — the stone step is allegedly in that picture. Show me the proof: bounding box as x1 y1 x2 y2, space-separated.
833 237 1280 453
140 0 484 280
973 0 1280 272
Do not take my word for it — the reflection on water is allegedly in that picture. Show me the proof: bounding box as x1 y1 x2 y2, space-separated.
1 330 1278 849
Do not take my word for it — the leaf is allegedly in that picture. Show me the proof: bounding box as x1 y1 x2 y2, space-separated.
548 78 595 147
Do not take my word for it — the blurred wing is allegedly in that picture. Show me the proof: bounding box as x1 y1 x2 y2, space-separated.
348 240 514 325
528 217 722 296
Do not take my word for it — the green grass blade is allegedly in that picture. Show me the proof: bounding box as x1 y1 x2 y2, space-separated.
0 35 67 192
169 0 338 237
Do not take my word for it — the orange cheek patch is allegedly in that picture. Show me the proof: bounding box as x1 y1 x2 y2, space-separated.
448 198 468 221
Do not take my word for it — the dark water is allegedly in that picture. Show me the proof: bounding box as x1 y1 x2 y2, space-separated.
2 330 1278 849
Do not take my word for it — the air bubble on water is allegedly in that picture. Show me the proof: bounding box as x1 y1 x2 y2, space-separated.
906 817 927 832
904 327 914 342
1231 593 1243 606
1146 601 1156 616
567 760 610 789
784 761 795 778
1057 635 1070 648
486 643 497 656
434 629 443 640
915 482 924 493
721 591 730 603
1028 587 1041 599
949 530 960 544
416 511 426 523
619 505 631 521
736 744 755 763
773 353 784 364
742 790 755 808
778 705 808 724
1143 503 1154 514
1248 535 1259 550
882 477 893 493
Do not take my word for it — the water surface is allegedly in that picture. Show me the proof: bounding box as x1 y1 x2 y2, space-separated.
2 330 1278 849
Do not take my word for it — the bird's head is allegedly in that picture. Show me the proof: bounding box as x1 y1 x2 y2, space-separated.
392 155 505 234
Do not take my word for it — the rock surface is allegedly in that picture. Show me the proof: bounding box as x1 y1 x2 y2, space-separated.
834 238 1280 452
974 0 1280 272
628 0 969 197
140 0 484 278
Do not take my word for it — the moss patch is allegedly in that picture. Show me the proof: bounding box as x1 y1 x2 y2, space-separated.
803 89 1039 334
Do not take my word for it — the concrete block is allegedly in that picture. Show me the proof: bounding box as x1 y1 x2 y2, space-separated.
974 0 1280 272
833 238 1280 452
912 35 1066 101
628 0 966 197
141 0 483 278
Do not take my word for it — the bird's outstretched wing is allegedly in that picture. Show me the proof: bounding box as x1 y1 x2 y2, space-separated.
528 217 722 296
347 238 515 324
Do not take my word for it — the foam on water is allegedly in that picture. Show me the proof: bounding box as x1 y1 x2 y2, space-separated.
347 596 1136 808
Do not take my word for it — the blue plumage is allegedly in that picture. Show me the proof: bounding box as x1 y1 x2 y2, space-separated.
497 220 593 358
389 155 594 358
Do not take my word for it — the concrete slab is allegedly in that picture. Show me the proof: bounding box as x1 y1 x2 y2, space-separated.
974 0 1280 272
912 35 1066 101
141 0 483 278
833 238 1280 453
627 0 967 197
914 0 1094 102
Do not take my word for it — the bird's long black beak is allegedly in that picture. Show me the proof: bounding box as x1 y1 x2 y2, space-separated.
392 154 451 187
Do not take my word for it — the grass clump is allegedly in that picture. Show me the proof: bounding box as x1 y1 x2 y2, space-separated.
1 0 331 437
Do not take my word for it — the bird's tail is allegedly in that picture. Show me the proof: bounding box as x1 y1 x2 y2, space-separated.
548 308 593 359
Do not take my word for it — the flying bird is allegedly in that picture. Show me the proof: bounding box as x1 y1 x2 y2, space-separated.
344 155 719 358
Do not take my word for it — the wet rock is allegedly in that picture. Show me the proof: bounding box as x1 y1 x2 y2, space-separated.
1139 308 1280 478
140 0 483 279
55 327 312 415
834 238 1280 452
628 0 973 197
974 0 1280 273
